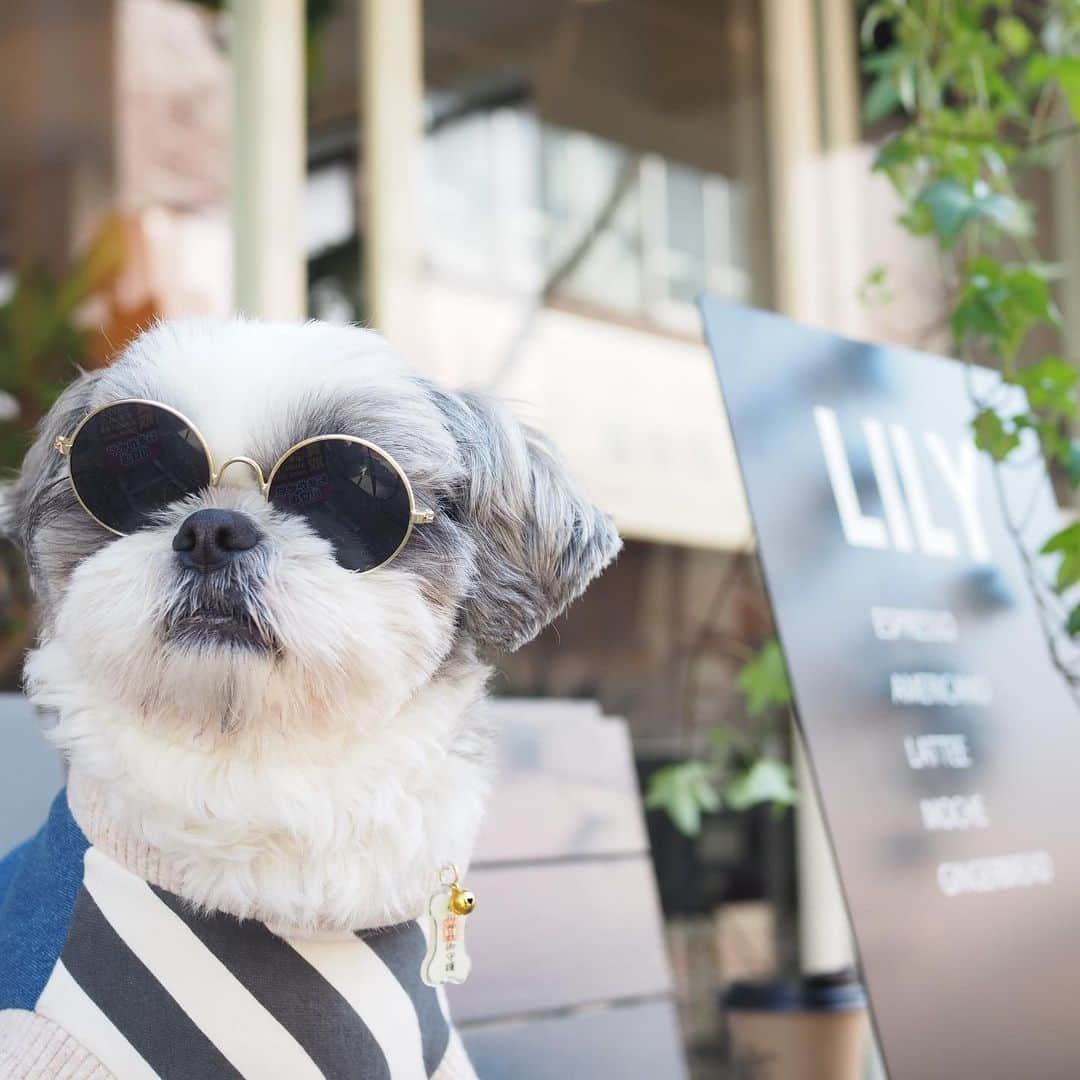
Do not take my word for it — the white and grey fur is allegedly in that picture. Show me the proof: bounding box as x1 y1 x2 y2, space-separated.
5 319 621 934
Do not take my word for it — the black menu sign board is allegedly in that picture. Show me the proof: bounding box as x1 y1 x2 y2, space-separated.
700 299 1080 1079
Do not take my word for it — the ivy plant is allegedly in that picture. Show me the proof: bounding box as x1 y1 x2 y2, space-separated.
645 639 797 835
862 0 1080 688
649 2 1080 835
0 218 126 469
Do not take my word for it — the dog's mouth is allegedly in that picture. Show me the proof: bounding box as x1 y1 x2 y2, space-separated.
165 610 272 651
162 585 277 654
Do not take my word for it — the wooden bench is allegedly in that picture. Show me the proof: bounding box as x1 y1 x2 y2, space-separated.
0 695 687 1078
0 694 64 854
457 699 687 1078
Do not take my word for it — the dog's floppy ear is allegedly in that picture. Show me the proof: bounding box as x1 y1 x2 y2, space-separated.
6 370 102 556
0 483 14 550
429 385 621 653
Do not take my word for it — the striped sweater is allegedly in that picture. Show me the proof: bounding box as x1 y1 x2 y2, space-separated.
0 790 476 1080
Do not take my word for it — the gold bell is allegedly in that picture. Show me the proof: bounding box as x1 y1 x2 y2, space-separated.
449 885 476 917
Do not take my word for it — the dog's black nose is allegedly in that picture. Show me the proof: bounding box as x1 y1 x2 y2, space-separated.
173 509 261 570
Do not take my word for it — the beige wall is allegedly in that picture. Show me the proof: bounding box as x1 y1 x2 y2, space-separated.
0 0 117 269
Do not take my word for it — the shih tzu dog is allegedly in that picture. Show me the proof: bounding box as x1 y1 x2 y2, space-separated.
0 320 620 1079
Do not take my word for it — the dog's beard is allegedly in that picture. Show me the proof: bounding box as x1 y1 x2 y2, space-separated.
29 510 455 739
128 541 285 732
147 645 284 734
161 561 279 657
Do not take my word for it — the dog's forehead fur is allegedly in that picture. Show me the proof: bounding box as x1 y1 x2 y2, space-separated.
93 319 463 491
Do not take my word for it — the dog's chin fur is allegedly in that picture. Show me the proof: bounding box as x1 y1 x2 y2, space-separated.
7 318 621 937
28 637 492 934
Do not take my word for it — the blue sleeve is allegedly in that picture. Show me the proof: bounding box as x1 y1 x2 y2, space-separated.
0 838 30 906
0 789 89 1010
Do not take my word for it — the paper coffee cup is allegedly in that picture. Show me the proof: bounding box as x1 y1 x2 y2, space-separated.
724 971 868 1080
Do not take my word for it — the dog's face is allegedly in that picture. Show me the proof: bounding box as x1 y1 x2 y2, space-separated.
8 319 621 736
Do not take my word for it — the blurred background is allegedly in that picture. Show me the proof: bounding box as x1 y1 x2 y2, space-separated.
1 1 1077 1076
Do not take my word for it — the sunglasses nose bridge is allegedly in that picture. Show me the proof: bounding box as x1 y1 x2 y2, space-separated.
214 456 268 494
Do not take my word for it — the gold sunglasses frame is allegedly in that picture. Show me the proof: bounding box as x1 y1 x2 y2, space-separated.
53 398 435 574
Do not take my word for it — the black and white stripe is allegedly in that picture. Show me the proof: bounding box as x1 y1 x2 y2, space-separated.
363 923 449 1077
35 848 450 1079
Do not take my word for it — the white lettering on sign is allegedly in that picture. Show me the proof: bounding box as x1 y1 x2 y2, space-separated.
924 432 991 562
920 794 989 831
904 734 972 770
890 671 993 708
938 851 1055 897
872 606 959 643
889 423 958 558
813 406 889 549
813 406 990 562
863 418 914 552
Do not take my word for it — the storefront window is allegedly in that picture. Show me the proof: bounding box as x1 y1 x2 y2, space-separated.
423 106 751 334
423 0 766 335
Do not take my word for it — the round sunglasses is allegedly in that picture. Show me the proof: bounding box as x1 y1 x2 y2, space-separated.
53 399 435 574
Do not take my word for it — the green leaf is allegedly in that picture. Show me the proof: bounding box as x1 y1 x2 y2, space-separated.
972 408 1021 462
1066 442 1080 487
977 192 1032 236
898 201 935 237
644 762 720 837
980 144 1010 179
1009 356 1077 416
1033 419 1068 464
1068 605 1080 638
897 64 916 112
1040 522 1080 592
1028 55 1080 121
915 180 1031 249
858 264 893 307
691 769 722 814
996 15 1033 58
669 791 700 835
1054 553 1080 593
736 639 792 717
914 179 977 247
1040 521 1080 555
873 132 919 174
725 759 798 813
872 132 925 196
864 74 902 124
953 260 1059 356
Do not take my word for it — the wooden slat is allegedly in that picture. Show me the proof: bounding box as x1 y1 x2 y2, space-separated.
485 699 603 722
448 857 672 1024
0 700 651 864
475 704 648 863
461 999 689 1080
0 695 63 855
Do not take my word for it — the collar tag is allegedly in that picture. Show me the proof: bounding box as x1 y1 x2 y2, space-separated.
421 863 475 987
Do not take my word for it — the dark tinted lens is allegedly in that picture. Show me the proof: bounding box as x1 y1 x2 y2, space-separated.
268 438 413 572
68 402 211 533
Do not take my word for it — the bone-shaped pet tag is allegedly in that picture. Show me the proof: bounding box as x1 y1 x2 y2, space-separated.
421 865 475 988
